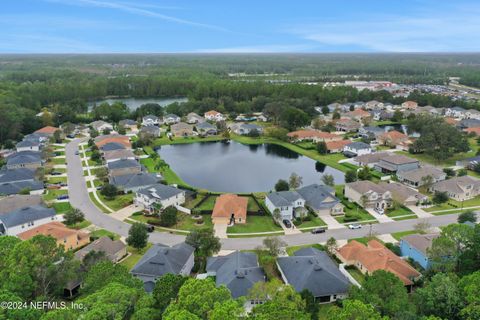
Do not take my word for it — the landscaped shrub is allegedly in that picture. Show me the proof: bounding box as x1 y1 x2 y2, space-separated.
343 214 359 222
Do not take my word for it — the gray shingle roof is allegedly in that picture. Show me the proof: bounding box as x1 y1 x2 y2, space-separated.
119 119 137 126
401 233 440 255
277 248 350 298
0 168 35 184
0 195 43 214
0 181 44 196
107 159 141 170
196 122 216 130
266 191 303 207
6 151 42 166
137 183 183 200
297 184 340 210
207 251 265 298
142 115 159 121
75 236 126 262
345 141 371 150
0 205 55 228
110 172 159 190
16 140 40 148
100 142 126 152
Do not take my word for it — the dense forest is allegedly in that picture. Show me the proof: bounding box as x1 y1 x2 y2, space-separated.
1 53 480 146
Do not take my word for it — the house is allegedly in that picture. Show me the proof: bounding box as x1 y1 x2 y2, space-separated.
400 233 440 269
336 240 421 288
164 114 181 125
343 142 372 157
230 123 263 135
0 194 43 214
334 118 360 132
265 191 306 221
265 184 343 220
0 167 44 196
206 251 265 299
6 151 43 170
344 180 392 210
359 126 385 139
107 159 142 177
103 149 136 164
204 110 225 122
0 205 57 236
326 140 352 153
401 101 418 110
135 183 186 213
131 243 195 292
287 130 342 143
457 156 480 170
16 140 41 152
377 130 409 148
142 115 160 126
196 122 217 136
371 110 393 121
445 106 466 119
365 100 383 110
139 125 162 138
186 112 205 124
170 122 194 137
90 120 113 133
95 135 131 149
277 248 350 303
344 109 371 122
464 127 480 136
34 126 60 137
119 119 138 131
110 172 159 193
396 166 446 187
18 221 89 251
378 182 428 206
430 176 480 201
100 142 126 152
458 119 480 129
75 236 127 263
212 194 248 224
373 154 420 175
466 109 480 120
353 152 392 167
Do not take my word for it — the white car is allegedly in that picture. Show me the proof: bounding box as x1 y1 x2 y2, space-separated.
375 208 385 215
348 223 362 230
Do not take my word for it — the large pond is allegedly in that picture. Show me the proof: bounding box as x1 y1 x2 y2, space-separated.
157 141 345 193
88 97 188 111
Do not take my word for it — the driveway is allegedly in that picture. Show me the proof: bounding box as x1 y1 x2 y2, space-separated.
407 206 433 218
366 208 394 223
322 215 346 229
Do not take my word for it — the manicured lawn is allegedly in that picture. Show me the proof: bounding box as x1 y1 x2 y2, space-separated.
196 195 217 211
391 230 417 241
152 135 225 147
43 189 68 201
54 151 65 156
51 157 66 165
393 215 418 221
131 212 213 231
227 215 282 234
50 168 66 173
88 192 111 213
47 176 67 184
425 196 480 212
52 202 72 214
68 220 92 230
120 244 153 271
247 197 261 211
98 193 134 211
345 265 366 284
335 185 376 223
294 215 327 229
184 194 207 209
140 156 193 188
90 229 120 240
386 206 414 217
286 244 325 256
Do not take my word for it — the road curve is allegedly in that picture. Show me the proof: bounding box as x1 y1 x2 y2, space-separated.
66 138 461 250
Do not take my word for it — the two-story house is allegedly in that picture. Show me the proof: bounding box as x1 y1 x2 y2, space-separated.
344 180 392 210
134 183 186 213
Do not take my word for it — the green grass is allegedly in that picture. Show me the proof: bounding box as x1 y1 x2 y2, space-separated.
345 265 366 285
196 196 217 211
391 230 417 241
68 220 92 230
335 185 376 223
131 212 213 231
50 168 66 173
425 196 480 212
247 197 261 211
286 244 325 256
43 189 68 201
90 229 120 240
227 215 283 234
98 193 134 211
120 243 153 271
51 157 66 165
318 304 337 320
88 192 111 213
47 176 67 184
295 215 327 229
51 202 72 214
184 194 207 209
386 206 414 217
393 215 418 221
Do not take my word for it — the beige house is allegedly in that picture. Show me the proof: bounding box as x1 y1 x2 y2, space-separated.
344 180 392 210
170 122 194 137
430 176 480 201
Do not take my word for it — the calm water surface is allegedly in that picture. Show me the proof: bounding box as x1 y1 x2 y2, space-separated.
88 97 188 111
157 141 345 193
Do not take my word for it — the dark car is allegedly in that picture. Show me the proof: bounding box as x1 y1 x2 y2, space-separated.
283 219 292 228
146 224 155 233
311 227 327 234
57 195 69 200
50 171 62 176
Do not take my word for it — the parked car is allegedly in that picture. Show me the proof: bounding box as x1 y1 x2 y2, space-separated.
375 207 385 215
75 151 79 155
57 195 69 200
67 134 75 139
59 182 67 187
348 223 362 230
146 224 155 233
50 171 62 176
283 219 292 228
311 227 326 234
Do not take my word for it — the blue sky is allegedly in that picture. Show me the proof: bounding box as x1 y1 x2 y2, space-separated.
1 0 480 53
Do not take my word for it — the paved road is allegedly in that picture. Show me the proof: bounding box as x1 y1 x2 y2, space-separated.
66 138 462 250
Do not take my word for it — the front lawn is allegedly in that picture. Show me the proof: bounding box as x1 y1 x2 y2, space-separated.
345 265 366 285
47 176 67 184
425 196 480 212
294 215 327 229
386 206 414 217
227 215 282 234
90 229 120 240
195 195 217 211
51 157 66 165
131 212 213 231
98 193 134 211
43 189 68 201
391 230 417 241
286 244 325 256
51 202 72 214
68 220 92 230
120 244 153 271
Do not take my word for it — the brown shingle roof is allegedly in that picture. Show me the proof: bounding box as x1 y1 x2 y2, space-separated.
17 221 89 242
212 194 248 221
35 126 59 134
326 139 352 151
287 130 339 140
379 130 408 140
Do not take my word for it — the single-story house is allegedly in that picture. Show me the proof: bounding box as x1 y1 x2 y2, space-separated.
343 141 372 157
336 240 421 288
287 130 342 143
0 168 44 196
170 122 194 137
95 134 131 149
139 125 162 138
119 119 138 132
373 154 419 175
334 118 361 132
110 172 160 193
16 139 41 152
164 114 181 125
131 243 195 292
142 115 160 127
6 151 43 170
196 122 217 136
401 101 418 110
135 183 186 213
206 251 265 299
0 205 58 236
377 130 409 148
353 152 393 167
186 112 205 124
344 109 371 121
400 233 440 269
230 123 263 135
458 118 480 129
358 126 386 139
75 236 127 263
277 248 350 303
204 110 226 122
212 194 248 224
344 180 392 210
107 159 142 177
396 166 446 187
103 149 136 163
326 140 352 153
34 126 60 137
90 120 113 133
0 194 43 214
18 221 89 251
100 142 126 152
430 175 480 201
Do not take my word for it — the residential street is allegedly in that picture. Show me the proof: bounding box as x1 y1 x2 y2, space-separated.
66 138 463 250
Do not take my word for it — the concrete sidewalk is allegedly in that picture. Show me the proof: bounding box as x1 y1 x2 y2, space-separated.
366 208 394 223
322 215 346 229
408 206 433 218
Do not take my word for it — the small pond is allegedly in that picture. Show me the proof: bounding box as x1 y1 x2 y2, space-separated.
157 141 345 193
88 97 188 111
